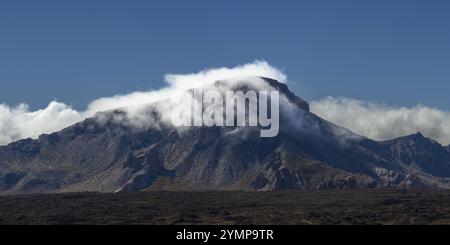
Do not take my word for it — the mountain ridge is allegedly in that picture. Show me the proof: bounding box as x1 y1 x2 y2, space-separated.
1 77 450 194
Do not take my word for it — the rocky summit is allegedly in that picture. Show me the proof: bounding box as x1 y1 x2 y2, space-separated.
1 77 450 194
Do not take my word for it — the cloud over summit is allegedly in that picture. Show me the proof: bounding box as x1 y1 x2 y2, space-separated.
0 61 284 145
1 60 450 146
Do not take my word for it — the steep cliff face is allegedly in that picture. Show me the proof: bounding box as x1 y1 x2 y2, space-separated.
1 77 450 194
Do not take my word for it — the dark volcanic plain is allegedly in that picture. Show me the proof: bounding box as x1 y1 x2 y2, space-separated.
0 189 449 225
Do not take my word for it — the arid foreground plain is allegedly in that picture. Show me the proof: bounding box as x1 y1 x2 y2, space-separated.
0 189 449 225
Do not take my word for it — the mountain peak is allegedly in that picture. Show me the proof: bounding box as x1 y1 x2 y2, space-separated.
388 131 430 143
382 131 450 177
407 132 425 140
402 132 445 147
213 76 310 112
413 131 424 137
3 77 450 193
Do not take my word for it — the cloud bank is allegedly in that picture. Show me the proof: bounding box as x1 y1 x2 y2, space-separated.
311 97 450 145
2 60 450 146
0 102 83 145
0 61 286 145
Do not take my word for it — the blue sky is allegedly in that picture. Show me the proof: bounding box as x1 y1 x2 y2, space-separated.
1 0 450 110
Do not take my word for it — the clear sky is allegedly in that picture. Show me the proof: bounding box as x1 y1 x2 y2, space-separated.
1 0 450 110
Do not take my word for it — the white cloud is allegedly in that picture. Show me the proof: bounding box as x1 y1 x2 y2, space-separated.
0 102 83 145
164 60 287 91
3 60 450 147
311 97 450 145
0 60 285 145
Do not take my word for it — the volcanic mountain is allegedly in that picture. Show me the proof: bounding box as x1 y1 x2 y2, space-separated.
1 77 450 194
